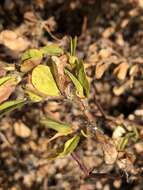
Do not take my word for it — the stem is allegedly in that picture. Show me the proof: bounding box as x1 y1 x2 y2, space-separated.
71 152 89 177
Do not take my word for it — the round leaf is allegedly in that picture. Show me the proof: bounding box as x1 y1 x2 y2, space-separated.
32 65 60 96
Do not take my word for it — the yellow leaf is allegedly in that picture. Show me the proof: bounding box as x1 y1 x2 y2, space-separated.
32 65 60 96
25 90 43 102
21 49 43 62
0 76 12 86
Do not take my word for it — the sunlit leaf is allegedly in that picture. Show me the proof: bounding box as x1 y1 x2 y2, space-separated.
59 135 80 157
21 49 43 62
64 68 84 98
0 100 26 116
40 117 73 135
25 90 43 102
40 44 63 56
32 65 60 96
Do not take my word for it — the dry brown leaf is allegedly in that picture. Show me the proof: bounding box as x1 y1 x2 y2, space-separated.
116 34 125 46
113 62 129 80
51 55 68 93
0 80 16 104
0 66 6 77
113 85 125 96
113 80 131 96
117 153 136 174
102 27 115 38
99 48 112 59
95 130 118 164
14 121 31 138
103 141 118 164
129 64 138 76
139 0 143 8
95 61 111 79
0 30 30 52
24 11 37 23
134 142 143 153
20 59 41 73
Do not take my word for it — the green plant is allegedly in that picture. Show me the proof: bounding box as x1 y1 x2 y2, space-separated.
0 37 140 179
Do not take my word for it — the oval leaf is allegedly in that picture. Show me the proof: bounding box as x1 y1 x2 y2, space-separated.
32 65 60 96
21 49 43 62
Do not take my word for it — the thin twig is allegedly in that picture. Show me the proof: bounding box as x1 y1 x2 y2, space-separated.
85 172 121 180
71 152 89 177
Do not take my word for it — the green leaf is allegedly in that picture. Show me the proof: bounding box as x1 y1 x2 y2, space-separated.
25 90 43 102
70 36 77 56
69 37 78 66
64 68 84 98
0 76 13 86
21 49 43 62
0 100 26 116
81 129 88 138
32 65 60 96
40 117 73 135
76 60 90 97
132 126 139 141
69 55 78 66
59 135 80 157
117 137 129 151
40 44 63 56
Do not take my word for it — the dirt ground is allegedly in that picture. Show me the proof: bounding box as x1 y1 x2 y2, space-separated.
0 0 143 189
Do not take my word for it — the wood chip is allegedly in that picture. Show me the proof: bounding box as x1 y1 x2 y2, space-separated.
14 121 31 138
